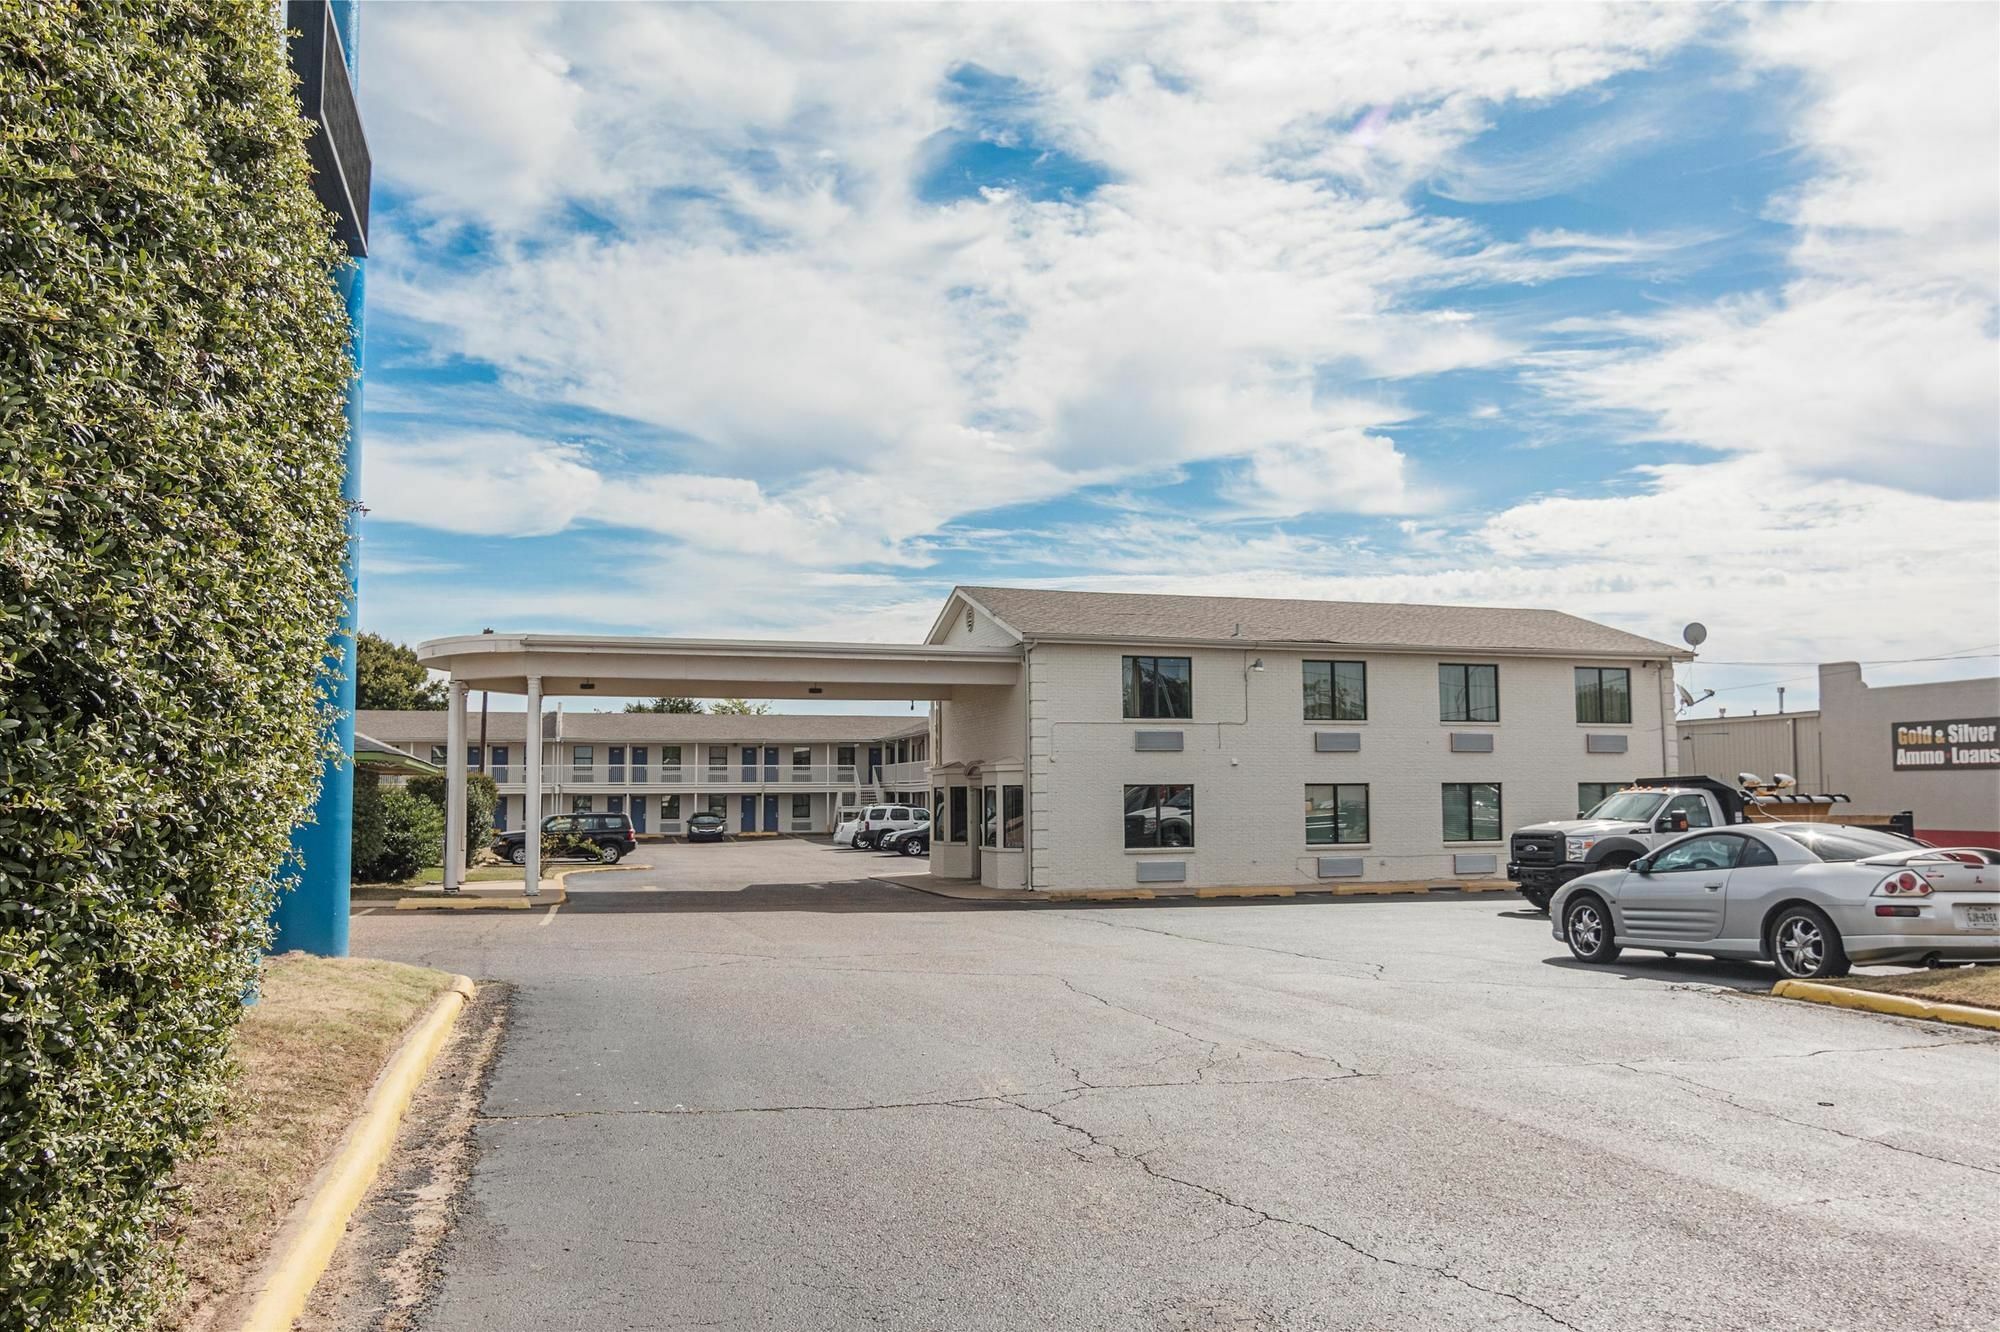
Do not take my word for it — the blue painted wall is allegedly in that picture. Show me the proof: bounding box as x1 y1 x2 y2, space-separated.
273 0 364 956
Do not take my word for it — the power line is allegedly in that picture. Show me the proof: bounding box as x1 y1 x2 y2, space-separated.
1693 644 2000 668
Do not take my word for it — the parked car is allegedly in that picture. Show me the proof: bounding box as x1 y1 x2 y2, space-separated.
1551 823 2000 979
879 824 930 857
851 804 928 849
492 813 637 866
832 807 863 847
687 812 727 843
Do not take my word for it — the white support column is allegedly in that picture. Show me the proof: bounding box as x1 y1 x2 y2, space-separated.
444 681 467 893
524 675 543 897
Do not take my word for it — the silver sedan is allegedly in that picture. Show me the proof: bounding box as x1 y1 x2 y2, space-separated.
1550 822 2000 979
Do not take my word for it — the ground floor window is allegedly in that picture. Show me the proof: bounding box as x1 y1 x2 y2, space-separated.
1305 784 1369 844
1442 783 1501 842
981 786 998 847
1578 782 1622 817
1124 784 1194 849
662 794 683 822
792 794 811 819
948 786 969 842
704 794 727 817
571 795 592 813
1002 785 1024 848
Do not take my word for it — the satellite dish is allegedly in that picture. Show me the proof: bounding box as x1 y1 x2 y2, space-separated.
1682 622 1707 648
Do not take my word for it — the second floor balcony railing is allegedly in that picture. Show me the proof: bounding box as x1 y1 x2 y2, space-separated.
494 763 888 788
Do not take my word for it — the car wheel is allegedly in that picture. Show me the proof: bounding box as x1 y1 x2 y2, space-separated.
1770 904 1850 979
508 844 527 866
1520 887 1553 912
901 837 925 856
1563 894 1621 964
598 844 623 865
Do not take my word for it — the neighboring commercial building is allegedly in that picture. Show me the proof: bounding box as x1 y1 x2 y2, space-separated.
1679 662 2000 848
358 710 929 835
414 586 1693 893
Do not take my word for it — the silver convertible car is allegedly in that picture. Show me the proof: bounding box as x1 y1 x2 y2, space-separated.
1551 822 2000 979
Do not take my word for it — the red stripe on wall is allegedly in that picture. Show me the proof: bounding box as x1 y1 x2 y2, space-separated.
1916 828 2000 851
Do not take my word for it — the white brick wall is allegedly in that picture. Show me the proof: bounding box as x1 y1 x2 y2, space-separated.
961 641 1670 891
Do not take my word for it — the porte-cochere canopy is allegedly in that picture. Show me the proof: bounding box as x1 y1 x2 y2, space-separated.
415 632 1022 893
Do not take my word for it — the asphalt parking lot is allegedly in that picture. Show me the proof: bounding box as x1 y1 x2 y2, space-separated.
350 838 2000 1332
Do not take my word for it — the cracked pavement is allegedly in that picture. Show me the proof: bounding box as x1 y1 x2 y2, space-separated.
351 839 2000 1331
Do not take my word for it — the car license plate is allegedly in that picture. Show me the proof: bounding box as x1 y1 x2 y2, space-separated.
1966 905 1999 931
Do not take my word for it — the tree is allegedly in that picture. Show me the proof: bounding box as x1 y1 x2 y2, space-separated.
408 771 498 868
0 2 353 1322
355 631 446 710
624 696 703 713
351 778 446 883
710 698 773 715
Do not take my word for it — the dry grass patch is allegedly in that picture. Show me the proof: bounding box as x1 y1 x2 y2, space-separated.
158 953 454 1330
1831 965 2000 1011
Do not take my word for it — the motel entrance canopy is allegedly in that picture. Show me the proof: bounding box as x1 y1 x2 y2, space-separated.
415 632 1023 894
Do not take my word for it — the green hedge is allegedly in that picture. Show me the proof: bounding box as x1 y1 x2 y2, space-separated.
351 783 446 885
0 2 352 1326
408 772 497 867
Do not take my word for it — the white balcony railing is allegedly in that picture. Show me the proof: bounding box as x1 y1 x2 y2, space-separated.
877 760 932 788
491 763 879 788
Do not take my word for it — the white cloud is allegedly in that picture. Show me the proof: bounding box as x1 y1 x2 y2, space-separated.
364 431 602 537
1541 3 1999 498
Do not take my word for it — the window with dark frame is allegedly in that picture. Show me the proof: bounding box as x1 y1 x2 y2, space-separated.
1122 655 1193 719
1123 784 1194 849
948 786 969 843
1442 782 1502 841
981 786 998 848
1438 664 1499 722
1578 782 1622 817
1303 661 1367 721
791 794 811 819
1574 667 1632 724
1002 785 1024 848
1305 784 1370 844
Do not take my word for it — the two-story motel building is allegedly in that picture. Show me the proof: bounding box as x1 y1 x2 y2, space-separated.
358 711 931 835
415 586 1691 894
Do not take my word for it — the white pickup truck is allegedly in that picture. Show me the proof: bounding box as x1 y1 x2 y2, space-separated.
1508 775 1919 910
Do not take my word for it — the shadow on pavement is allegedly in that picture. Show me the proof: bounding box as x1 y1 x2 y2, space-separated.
1541 951 1782 993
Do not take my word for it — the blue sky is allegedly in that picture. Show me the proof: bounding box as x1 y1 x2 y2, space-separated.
352 3 1998 715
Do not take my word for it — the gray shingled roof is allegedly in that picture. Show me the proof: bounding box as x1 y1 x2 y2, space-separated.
956 586 1686 657
356 710 929 744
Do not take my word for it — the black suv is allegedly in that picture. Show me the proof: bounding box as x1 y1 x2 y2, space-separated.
492 813 638 865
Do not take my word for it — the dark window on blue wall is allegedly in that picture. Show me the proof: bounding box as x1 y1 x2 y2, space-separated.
1123 656 1192 719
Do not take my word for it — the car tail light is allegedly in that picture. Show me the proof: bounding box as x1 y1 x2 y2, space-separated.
1875 904 1921 917
1873 870 1933 897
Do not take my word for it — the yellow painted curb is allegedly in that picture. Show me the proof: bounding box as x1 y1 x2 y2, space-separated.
1048 889 1157 901
395 894 543 911
1771 979 2000 1032
1196 886 1295 898
235 975 476 1332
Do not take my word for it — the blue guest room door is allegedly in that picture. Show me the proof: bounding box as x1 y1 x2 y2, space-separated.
740 794 757 833
762 794 778 832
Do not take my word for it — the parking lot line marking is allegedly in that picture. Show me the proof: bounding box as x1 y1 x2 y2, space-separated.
539 902 562 927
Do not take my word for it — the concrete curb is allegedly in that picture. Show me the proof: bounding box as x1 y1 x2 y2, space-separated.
1771 979 2000 1032
393 862 651 911
886 875 1515 904
234 974 476 1331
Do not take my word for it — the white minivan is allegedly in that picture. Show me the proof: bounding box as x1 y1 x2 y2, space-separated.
839 804 929 849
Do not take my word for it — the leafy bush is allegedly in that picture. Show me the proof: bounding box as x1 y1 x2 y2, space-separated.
0 2 351 1326
351 782 445 884
408 772 496 866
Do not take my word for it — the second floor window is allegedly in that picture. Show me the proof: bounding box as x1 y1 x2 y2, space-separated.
1123 655 1192 719
1574 667 1632 723
572 745 594 781
1303 660 1367 721
1439 664 1499 723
